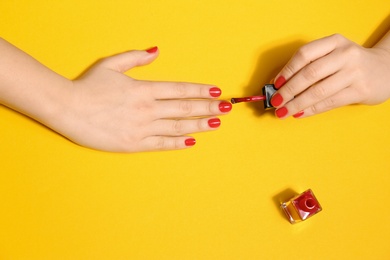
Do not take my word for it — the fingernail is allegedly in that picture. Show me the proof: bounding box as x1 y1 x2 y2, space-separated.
146 46 158 53
209 87 221 97
219 102 232 113
185 138 196 146
293 111 304 118
271 93 283 107
275 76 286 89
208 118 221 128
275 107 288 118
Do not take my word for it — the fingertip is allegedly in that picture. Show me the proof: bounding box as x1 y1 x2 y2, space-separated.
275 107 288 119
209 87 222 98
208 117 221 128
271 93 283 107
274 76 286 89
293 111 305 118
185 138 196 147
218 101 232 113
145 46 159 54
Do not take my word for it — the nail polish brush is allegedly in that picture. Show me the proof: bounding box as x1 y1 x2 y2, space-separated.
231 84 277 109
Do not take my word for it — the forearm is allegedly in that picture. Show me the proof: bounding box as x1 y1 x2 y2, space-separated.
0 38 71 126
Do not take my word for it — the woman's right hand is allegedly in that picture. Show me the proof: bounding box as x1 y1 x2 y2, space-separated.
270 32 390 119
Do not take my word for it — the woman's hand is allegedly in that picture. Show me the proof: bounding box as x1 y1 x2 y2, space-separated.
270 33 390 119
59 48 232 152
0 39 231 153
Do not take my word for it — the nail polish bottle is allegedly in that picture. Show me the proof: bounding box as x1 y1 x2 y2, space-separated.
281 189 322 224
262 84 278 109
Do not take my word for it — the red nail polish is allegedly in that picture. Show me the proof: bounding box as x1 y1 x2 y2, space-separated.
219 102 232 113
271 93 283 107
208 118 221 128
275 76 286 89
281 189 322 224
275 107 288 118
293 111 304 118
185 138 196 146
146 46 158 53
209 87 221 97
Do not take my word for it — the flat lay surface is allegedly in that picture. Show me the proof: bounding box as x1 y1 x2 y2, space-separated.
0 1 389 259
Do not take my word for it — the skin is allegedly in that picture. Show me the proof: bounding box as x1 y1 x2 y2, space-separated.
271 30 390 118
0 38 231 152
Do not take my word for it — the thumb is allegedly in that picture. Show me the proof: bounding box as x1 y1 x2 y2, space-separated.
99 47 159 73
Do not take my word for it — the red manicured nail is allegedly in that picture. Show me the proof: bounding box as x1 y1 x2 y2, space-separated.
209 87 221 97
293 111 304 118
275 76 286 89
146 46 158 53
185 138 196 146
271 93 283 107
275 107 288 118
219 102 232 113
208 118 221 128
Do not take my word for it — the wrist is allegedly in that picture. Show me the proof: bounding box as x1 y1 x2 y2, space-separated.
35 78 75 134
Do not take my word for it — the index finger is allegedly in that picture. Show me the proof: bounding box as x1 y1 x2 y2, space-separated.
274 34 342 90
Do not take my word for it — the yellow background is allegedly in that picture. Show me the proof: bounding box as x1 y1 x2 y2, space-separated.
1 1 390 259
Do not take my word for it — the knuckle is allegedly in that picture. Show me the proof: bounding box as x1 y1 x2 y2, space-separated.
301 65 318 82
291 99 303 112
284 63 295 76
331 33 351 46
172 120 184 135
309 97 336 115
353 84 372 104
154 136 166 150
329 33 347 47
208 101 215 113
154 137 181 150
283 83 296 97
323 97 336 109
199 86 206 97
174 82 188 97
309 104 319 115
120 134 138 152
296 46 311 63
179 100 193 116
331 33 344 42
356 84 370 99
96 57 109 67
310 85 327 100
295 47 305 60
344 44 361 59
136 102 153 113
98 55 127 72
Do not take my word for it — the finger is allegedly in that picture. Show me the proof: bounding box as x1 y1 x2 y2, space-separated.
148 117 221 136
98 48 159 73
274 50 346 107
139 136 197 151
274 34 344 88
293 88 362 118
279 70 351 117
154 100 232 118
271 48 348 109
146 81 222 99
